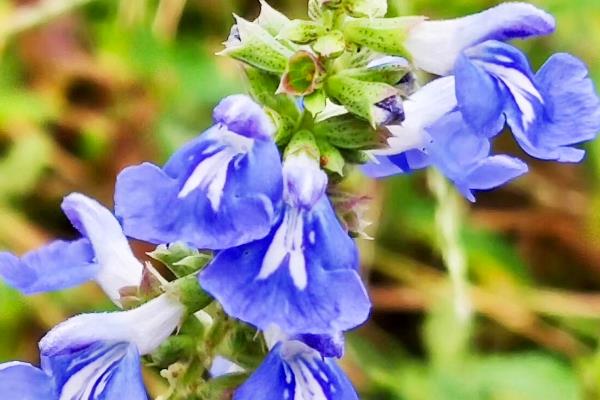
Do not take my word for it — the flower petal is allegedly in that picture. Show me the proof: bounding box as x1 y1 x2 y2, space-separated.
234 342 358 400
115 97 283 250
62 193 143 303
0 239 98 295
200 198 370 335
405 2 555 75
0 362 56 399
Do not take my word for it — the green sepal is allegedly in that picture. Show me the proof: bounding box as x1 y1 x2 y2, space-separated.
219 16 293 74
255 0 290 36
314 114 390 150
285 129 320 160
148 242 212 278
343 16 424 57
148 334 197 367
244 66 300 145
317 139 345 176
304 89 327 117
167 275 213 314
215 323 268 370
340 148 370 164
278 50 324 96
313 31 346 58
278 19 323 44
344 0 387 18
342 62 410 86
325 73 397 127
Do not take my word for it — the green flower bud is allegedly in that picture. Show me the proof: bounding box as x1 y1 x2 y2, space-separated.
278 19 324 44
278 50 324 96
148 242 212 278
313 31 346 58
219 15 293 74
285 130 320 161
314 114 391 150
317 139 345 176
255 0 290 36
344 0 387 18
325 73 402 127
343 16 425 57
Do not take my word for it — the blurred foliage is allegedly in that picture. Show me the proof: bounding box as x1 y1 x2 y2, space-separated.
1 0 600 399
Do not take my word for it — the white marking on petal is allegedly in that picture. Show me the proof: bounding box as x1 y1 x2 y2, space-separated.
59 343 126 400
258 208 307 290
178 128 254 211
481 62 543 129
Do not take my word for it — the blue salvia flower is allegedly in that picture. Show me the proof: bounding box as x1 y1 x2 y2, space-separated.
200 153 371 335
0 293 184 399
363 77 528 201
234 334 358 400
455 40 600 162
114 95 283 250
404 2 555 76
0 193 143 305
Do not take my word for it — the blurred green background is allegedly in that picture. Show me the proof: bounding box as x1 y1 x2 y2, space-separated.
1 0 600 399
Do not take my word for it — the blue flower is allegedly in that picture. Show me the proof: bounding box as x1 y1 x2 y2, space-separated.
0 294 184 399
404 2 555 75
114 95 283 250
200 153 370 335
234 339 358 400
363 77 527 201
0 193 143 304
455 40 600 162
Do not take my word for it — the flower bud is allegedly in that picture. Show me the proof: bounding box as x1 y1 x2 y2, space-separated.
344 0 387 18
255 0 289 36
219 16 293 74
278 50 324 96
277 19 323 44
317 139 345 175
325 73 402 127
313 31 346 58
343 16 425 57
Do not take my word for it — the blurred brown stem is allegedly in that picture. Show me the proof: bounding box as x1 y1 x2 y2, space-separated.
153 0 187 41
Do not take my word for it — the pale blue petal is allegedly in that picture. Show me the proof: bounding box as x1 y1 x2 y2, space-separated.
406 2 555 75
0 362 56 399
0 239 98 295
213 94 275 139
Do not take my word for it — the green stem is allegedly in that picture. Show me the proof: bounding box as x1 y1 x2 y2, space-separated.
427 169 472 323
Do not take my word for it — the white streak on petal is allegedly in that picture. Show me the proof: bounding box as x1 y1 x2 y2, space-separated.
178 129 254 211
258 208 307 290
480 62 543 129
